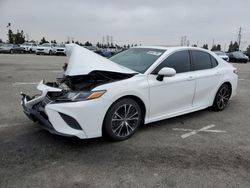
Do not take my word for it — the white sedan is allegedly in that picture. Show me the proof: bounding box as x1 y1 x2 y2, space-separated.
21 44 238 141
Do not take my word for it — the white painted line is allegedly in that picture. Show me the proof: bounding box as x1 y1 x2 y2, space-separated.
12 82 38 86
239 78 250 81
173 124 226 139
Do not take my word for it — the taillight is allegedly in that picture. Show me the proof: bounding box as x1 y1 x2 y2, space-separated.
233 69 238 75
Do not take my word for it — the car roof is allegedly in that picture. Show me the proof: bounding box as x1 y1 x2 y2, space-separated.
132 45 207 51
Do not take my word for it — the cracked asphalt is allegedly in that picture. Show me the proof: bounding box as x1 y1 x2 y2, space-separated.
0 54 250 188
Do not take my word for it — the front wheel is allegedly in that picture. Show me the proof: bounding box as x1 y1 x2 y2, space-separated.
103 98 142 141
212 84 231 111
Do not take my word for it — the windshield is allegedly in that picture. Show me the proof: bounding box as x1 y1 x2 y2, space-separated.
110 48 165 73
56 44 65 47
41 43 51 47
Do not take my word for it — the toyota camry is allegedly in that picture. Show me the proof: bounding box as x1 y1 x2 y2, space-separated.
21 44 238 141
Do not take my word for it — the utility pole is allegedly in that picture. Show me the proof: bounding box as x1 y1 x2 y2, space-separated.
237 27 242 50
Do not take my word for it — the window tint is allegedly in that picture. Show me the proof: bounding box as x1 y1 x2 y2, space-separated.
210 55 218 67
152 50 190 74
192 50 212 70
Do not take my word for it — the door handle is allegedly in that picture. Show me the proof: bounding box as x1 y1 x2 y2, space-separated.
186 76 195 81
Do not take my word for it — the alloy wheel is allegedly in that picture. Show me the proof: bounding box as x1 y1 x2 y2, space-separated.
111 104 139 138
216 85 230 110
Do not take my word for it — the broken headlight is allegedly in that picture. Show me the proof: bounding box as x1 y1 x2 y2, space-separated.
56 90 106 102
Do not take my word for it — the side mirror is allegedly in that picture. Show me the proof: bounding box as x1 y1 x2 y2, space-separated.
156 67 176 81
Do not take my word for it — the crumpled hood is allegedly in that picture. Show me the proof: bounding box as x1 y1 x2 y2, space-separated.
64 44 136 76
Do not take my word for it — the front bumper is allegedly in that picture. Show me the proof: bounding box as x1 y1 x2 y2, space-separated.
20 80 109 139
21 94 73 137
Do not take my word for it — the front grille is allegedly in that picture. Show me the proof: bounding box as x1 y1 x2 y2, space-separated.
57 49 64 51
59 113 82 130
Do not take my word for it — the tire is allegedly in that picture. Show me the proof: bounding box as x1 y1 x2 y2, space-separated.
212 84 231 111
49 50 52 55
103 98 142 141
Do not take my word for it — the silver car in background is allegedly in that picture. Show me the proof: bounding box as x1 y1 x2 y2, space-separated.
52 44 66 55
214 51 229 62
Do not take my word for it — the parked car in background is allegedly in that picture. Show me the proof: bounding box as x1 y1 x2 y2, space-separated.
244 51 250 60
227 51 249 63
0 44 25 54
36 43 56 55
21 45 238 141
52 44 66 55
20 42 37 53
213 51 229 61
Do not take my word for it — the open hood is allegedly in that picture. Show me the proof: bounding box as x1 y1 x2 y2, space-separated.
64 44 136 76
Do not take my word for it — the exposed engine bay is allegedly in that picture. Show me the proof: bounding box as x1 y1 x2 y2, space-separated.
36 71 135 100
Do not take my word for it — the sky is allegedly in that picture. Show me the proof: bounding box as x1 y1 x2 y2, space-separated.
0 0 250 50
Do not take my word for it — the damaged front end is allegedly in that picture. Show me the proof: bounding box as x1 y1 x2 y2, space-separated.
21 71 135 136
21 44 137 137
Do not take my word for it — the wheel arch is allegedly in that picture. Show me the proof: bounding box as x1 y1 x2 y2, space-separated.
221 81 232 98
102 95 147 134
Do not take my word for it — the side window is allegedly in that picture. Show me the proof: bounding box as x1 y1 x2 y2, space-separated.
152 50 190 74
192 50 212 70
210 55 218 68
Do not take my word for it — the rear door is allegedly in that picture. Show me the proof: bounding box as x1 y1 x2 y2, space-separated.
190 50 222 107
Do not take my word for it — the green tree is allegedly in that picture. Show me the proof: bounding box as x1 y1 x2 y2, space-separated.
84 41 92 46
228 41 239 52
7 29 14 44
13 30 25 44
51 40 57 44
246 45 250 53
202 44 208 49
216 44 221 51
40 37 48 44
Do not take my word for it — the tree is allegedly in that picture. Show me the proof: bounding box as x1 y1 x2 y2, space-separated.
216 44 221 51
211 44 221 51
211 45 217 51
7 29 14 44
84 41 92 46
11 30 25 44
246 45 250 53
40 37 48 44
202 44 208 49
228 41 239 52
51 40 57 44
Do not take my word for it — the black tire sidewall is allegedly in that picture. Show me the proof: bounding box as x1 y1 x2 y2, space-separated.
212 84 230 111
103 98 142 141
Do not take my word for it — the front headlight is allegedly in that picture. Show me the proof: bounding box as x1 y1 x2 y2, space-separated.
56 90 106 102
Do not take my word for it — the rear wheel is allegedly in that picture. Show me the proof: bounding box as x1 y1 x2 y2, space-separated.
212 84 231 111
103 98 142 141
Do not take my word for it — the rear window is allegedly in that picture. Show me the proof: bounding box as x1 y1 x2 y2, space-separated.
192 50 212 71
210 55 218 68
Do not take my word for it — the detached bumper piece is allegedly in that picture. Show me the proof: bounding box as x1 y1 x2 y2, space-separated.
21 93 73 137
